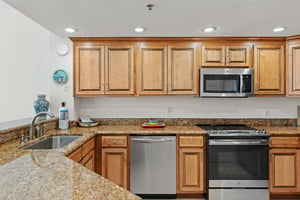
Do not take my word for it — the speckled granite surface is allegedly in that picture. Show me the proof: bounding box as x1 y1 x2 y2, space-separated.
1 124 300 200
255 126 300 136
0 151 140 200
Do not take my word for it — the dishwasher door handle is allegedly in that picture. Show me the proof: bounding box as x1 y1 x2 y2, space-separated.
131 137 175 143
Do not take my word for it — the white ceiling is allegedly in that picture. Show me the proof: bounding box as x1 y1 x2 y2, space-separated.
3 0 300 37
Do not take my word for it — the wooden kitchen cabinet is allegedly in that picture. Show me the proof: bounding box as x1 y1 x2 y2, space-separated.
253 43 285 95
137 42 199 95
74 45 105 96
177 135 205 194
68 137 95 171
286 39 300 96
104 45 134 95
202 44 252 67
137 43 168 95
100 135 129 189
168 43 199 95
74 43 134 96
269 137 300 194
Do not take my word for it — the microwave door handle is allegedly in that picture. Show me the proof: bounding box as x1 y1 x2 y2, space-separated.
240 75 243 94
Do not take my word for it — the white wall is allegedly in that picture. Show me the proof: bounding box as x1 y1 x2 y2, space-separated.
77 96 300 119
1 0 299 122
49 35 76 120
0 1 53 122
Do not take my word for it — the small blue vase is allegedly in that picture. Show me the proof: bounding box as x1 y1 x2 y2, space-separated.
33 94 50 118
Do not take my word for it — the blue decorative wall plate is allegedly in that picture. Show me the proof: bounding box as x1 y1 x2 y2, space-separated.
53 69 68 84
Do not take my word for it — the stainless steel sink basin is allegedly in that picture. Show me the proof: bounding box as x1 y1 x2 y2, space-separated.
23 136 81 149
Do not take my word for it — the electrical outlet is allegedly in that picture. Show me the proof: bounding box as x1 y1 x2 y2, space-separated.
264 109 270 117
64 84 70 92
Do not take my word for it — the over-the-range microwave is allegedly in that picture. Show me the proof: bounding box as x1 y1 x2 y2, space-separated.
200 68 253 98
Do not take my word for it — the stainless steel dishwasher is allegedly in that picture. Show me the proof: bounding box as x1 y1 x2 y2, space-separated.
130 135 176 199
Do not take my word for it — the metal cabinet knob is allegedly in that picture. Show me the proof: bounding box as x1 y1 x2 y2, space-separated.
283 141 288 144
112 140 116 144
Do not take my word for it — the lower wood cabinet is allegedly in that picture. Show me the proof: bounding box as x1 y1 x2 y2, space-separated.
68 137 95 171
100 135 129 189
177 135 205 194
269 137 300 194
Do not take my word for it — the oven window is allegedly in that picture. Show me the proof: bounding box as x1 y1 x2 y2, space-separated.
208 145 268 180
204 75 240 93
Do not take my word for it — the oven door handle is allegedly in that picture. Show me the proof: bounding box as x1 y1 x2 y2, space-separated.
209 139 269 145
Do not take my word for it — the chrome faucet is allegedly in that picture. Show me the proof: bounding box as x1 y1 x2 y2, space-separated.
29 112 55 141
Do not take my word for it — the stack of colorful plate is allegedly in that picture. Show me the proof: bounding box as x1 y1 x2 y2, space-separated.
142 119 165 128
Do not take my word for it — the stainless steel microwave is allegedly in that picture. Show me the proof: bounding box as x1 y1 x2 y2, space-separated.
200 68 253 97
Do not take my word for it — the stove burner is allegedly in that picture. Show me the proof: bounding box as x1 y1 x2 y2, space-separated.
196 124 269 137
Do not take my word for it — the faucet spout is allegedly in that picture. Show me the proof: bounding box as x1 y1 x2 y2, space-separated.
29 112 55 141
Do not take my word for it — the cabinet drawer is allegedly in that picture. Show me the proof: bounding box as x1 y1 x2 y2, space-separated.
82 138 94 156
68 147 82 162
270 137 300 147
81 149 94 165
179 136 203 147
101 136 127 147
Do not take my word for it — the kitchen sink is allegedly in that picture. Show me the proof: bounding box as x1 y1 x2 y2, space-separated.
23 136 81 149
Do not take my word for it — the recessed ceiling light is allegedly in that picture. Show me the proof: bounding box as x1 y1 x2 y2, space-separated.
65 27 77 33
272 27 286 32
202 26 217 33
134 27 145 33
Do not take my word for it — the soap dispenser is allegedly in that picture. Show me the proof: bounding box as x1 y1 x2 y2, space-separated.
59 102 69 129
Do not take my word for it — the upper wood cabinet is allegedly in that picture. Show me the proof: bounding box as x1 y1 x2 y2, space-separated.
168 44 199 95
253 43 285 95
74 43 134 96
137 42 200 95
287 39 300 96
105 45 134 95
74 45 105 96
202 44 252 67
137 44 168 95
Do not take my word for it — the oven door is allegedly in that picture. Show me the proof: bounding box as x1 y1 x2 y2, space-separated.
208 139 269 188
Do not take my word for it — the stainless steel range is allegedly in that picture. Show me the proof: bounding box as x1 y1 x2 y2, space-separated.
197 124 270 200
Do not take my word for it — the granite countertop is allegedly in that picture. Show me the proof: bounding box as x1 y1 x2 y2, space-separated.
254 126 300 136
1 124 300 200
0 151 140 200
0 125 204 200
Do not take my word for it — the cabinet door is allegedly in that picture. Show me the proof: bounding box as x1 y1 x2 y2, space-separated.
177 147 205 193
105 45 134 95
226 45 251 67
254 44 285 95
168 43 199 95
74 45 105 96
202 45 225 66
137 44 168 95
287 43 300 96
68 147 82 163
81 151 95 171
270 149 300 193
101 148 128 189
